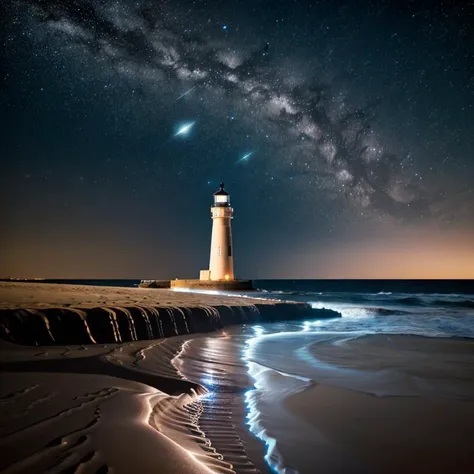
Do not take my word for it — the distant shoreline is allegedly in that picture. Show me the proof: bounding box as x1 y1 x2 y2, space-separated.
1 277 473 294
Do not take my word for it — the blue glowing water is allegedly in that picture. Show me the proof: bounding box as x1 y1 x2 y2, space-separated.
239 284 474 473
171 282 473 473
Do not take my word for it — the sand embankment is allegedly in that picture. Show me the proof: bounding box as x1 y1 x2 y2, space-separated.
0 282 339 346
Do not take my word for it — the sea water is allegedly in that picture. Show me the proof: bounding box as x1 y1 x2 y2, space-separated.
174 280 474 473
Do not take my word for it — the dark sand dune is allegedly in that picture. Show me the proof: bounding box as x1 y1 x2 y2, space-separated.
0 282 339 346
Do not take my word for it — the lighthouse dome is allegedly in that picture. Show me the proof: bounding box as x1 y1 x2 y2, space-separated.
213 183 230 206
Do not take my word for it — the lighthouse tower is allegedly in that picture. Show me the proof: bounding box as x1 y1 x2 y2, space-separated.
144 182 251 290
205 183 234 281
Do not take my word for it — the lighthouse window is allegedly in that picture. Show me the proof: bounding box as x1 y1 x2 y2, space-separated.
218 246 221 256
228 245 232 256
215 195 228 203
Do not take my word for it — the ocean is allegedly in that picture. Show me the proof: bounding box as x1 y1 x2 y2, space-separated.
254 279 474 338
171 280 474 473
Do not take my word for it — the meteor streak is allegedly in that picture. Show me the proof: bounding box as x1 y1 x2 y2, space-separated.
174 86 197 101
174 122 195 137
237 152 254 163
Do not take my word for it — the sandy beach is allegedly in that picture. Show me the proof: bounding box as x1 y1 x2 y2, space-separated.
1 282 474 474
0 282 297 474
0 338 235 474
0 281 274 309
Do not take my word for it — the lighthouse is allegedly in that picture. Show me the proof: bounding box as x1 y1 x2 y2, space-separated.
200 183 234 281
142 183 252 290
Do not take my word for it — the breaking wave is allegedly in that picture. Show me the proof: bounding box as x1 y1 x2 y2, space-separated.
432 299 474 309
257 289 474 310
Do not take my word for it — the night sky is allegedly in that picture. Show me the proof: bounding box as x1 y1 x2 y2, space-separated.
1 0 473 279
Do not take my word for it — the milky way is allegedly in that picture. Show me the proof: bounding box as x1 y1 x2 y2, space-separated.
14 0 438 217
2 0 473 278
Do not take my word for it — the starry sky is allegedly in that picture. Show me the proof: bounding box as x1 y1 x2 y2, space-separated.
1 0 473 279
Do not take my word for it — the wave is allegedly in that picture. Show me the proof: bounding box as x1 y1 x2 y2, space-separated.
432 299 474 309
364 307 412 316
258 289 323 296
395 296 424 305
395 297 474 309
257 289 474 310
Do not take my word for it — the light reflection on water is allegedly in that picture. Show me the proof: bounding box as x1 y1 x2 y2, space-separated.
175 290 474 474
239 292 474 474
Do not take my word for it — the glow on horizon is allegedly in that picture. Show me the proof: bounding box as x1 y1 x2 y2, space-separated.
273 230 474 279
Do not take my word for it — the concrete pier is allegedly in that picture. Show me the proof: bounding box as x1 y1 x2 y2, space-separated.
139 279 253 290
170 279 253 291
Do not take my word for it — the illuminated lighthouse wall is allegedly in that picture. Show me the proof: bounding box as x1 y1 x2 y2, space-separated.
205 183 234 281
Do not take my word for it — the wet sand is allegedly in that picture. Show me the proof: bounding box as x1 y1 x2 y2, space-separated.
285 383 474 474
0 336 254 474
3 329 474 474
282 334 474 474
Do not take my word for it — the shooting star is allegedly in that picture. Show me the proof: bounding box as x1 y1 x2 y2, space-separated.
237 152 254 163
174 122 195 137
175 85 197 101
